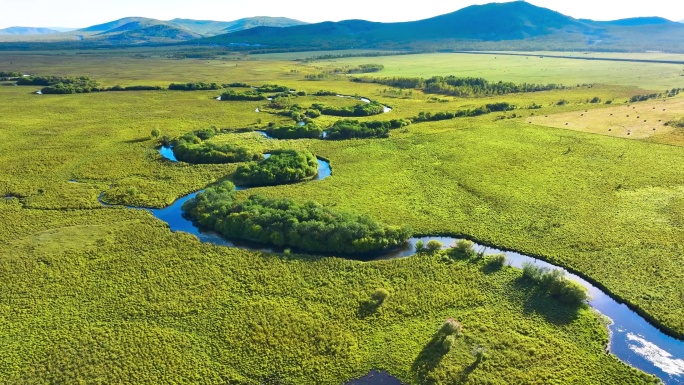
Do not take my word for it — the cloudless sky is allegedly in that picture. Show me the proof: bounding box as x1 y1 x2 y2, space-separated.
1 0 682 29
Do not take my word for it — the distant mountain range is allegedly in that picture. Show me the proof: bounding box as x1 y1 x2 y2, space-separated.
0 27 61 35
1 2 683 52
202 2 684 52
0 16 307 43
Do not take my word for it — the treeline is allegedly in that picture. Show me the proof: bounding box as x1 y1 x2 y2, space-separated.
234 150 319 186
16 75 163 94
352 76 564 97
181 181 411 254
312 101 385 117
522 262 589 305
296 51 413 63
411 102 515 123
629 88 682 103
326 119 410 140
220 90 267 101
264 123 323 139
665 118 684 128
172 128 262 164
0 71 22 79
304 64 384 80
263 119 410 140
18 75 101 94
168 82 221 91
257 84 291 93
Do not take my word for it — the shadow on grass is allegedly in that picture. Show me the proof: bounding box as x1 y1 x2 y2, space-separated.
480 261 505 275
411 332 450 383
455 361 480 383
357 300 381 319
123 137 150 144
513 278 582 325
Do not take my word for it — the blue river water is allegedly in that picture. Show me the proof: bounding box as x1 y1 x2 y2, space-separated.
146 146 684 384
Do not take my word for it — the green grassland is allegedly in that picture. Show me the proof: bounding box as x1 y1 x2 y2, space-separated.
0 50 683 383
293 52 684 90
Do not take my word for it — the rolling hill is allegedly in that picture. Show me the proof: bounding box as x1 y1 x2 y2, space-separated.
0 27 60 35
204 1 684 52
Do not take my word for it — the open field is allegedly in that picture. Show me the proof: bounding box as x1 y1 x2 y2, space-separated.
529 95 684 146
0 50 682 383
293 52 684 90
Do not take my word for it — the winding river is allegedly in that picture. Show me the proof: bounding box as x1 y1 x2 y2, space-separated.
149 146 684 384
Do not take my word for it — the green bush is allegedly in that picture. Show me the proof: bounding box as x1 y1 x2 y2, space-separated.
233 150 319 187
521 262 589 305
448 240 476 259
182 181 411 254
488 254 507 269
440 318 463 336
371 288 390 305
426 240 443 253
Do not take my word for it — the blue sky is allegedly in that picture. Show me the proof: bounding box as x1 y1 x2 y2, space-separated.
1 0 682 29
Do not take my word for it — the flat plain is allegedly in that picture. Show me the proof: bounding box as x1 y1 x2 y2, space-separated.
0 50 682 384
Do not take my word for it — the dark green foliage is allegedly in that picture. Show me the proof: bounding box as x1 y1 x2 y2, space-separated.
224 82 250 88
109 85 164 91
172 128 261 164
17 75 100 94
324 119 409 140
257 84 290 92
233 149 319 186
448 240 476 259
353 76 563 97
220 90 267 101
168 82 220 91
264 123 323 139
325 120 389 140
590 96 602 103
521 262 589 305
439 318 463 336
370 288 390 305
150 128 161 138
344 64 384 74
182 181 411 254
411 103 514 123
665 118 684 128
313 90 339 96
16 75 163 93
312 101 385 117
0 71 22 78
629 93 660 103
488 254 507 269
426 240 443 252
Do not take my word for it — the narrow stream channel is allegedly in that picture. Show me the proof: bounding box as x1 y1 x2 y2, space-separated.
149 146 684 383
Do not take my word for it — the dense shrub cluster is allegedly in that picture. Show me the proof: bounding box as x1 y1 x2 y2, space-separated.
0 71 22 78
234 149 319 186
352 76 564 97
522 262 589 305
224 82 250 88
312 101 385 117
264 123 324 139
172 128 261 164
182 181 411 254
168 82 221 91
220 90 267 101
313 90 339 96
326 119 410 140
109 85 164 91
256 84 291 92
411 102 515 123
18 75 100 94
665 118 684 128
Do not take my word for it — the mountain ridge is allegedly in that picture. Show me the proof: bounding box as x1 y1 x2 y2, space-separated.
0 26 61 35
